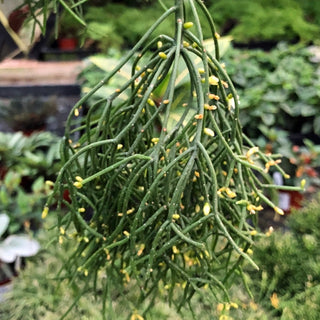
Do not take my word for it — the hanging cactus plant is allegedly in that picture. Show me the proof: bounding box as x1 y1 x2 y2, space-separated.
45 0 303 317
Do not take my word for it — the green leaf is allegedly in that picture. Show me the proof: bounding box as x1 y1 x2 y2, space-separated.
4 171 21 192
32 177 45 194
261 113 275 126
300 104 318 117
17 190 31 215
0 188 9 206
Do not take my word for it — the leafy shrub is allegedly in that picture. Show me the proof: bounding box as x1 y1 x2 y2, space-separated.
81 3 175 51
209 0 320 44
238 193 320 318
223 43 320 148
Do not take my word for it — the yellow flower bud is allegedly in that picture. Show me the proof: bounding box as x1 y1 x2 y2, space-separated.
183 41 190 47
73 181 83 189
126 208 135 215
172 214 180 220
42 206 49 219
147 98 155 106
274 206 284 215
45 180 54 187
183 21 194 29
172 245 179 254
159 52 167 59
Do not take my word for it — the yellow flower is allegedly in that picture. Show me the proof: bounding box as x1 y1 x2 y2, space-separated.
250 229 258 236
172 214 180 220
45 180 54 187
147 98 155 106
172 245 180 254
127 208 135 215
246 147 259 163
204 128 215 137
274 206 284 215
270 292 279 309
218 187 236 199
225 187 236 198
131 312 144 320
73 181 83 189
266 226 274 237
216 303 224 312
204 103 217 111
264 159 281 173
137 244 145 256
194 114 203 120
183 41 190 47
208 93 220 100
209 75 219 86
247 248 253 255
247 204 263 214
41 206 49 219
158 52 167 59
203 202 211 216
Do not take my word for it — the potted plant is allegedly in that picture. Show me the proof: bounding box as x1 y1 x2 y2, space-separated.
42 1 304 318
58 12 80 50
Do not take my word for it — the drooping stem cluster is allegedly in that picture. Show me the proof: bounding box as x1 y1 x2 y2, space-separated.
45 0 302 316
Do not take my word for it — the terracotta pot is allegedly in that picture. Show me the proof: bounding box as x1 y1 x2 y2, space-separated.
279 190 304 214
58 38 78 50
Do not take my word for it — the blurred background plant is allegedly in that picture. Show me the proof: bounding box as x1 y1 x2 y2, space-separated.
0 96 57 135
0 131 60 233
